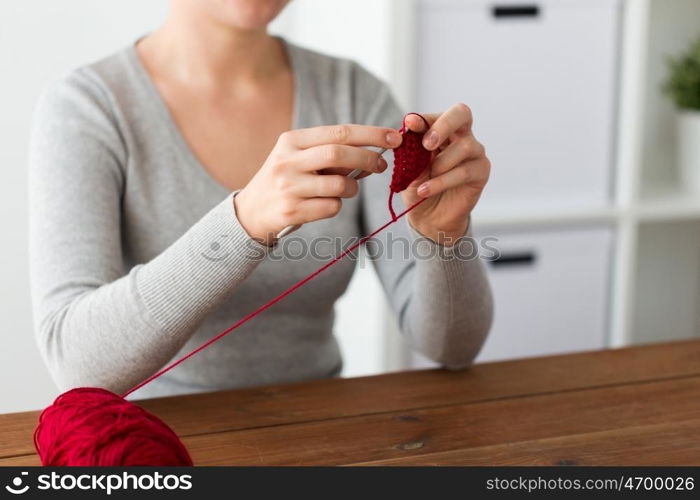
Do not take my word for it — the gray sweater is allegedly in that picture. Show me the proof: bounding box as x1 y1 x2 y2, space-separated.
28 39 493 399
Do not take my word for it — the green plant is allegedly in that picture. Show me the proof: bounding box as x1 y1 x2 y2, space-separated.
664 36 700 110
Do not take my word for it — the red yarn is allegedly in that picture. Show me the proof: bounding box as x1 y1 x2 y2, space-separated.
388 113 433 220
33 113 432 466
34 388 192 466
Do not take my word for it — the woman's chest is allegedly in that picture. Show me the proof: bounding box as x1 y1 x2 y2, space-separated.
166 91 293 191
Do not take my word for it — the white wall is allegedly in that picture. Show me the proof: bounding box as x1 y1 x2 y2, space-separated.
0 0 400 413
271 0 394 82
640 0 700 191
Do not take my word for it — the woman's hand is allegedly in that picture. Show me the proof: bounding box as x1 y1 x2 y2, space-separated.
402 104 491 246
235 125 403 245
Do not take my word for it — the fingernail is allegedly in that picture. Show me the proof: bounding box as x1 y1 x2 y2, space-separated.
386 132 401 147
376 157 387 172
417 182 430 197
423 131 438 150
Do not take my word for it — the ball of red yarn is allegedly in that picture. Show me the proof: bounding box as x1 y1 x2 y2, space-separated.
34 387 193 466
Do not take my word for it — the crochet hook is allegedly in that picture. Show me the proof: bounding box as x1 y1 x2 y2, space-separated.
276 147 389 239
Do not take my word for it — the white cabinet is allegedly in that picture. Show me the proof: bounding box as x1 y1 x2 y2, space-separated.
406 225 613 368
415 0 621 215
475 225 613 362
394 0 700 369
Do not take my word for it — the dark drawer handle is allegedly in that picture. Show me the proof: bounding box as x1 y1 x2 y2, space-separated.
489 252 537 268
492 5 540 18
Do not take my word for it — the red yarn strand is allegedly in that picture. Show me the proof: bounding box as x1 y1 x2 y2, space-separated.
121 197 427 399
388 192 397 221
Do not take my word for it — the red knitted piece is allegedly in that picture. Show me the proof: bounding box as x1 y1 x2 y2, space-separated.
388 113 432 220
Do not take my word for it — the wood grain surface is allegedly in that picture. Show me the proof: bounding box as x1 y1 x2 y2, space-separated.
2 339 699 466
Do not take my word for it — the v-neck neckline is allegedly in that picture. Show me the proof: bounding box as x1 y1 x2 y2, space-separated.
126 36 302 196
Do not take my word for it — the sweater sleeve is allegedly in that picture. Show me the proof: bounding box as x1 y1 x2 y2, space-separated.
353 64 494 368
28 70 269 395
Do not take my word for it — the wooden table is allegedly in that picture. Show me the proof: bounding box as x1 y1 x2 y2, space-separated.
2 339 700 466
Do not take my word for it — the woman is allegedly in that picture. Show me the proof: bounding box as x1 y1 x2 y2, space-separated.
28 0 493 399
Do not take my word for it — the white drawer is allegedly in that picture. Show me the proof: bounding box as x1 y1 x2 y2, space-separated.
476 225 613 362
407 225 613 367
415 0 621 214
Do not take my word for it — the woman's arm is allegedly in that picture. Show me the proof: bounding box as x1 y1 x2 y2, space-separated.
356 67 494 368
28 70 270 395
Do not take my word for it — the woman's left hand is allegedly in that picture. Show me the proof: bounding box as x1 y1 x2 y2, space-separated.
402 103 491 246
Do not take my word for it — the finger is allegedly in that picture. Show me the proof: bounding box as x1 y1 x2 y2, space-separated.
422 103 473 151
285 173 359 199
429 137 485 176
296 174 359 199
318 156 387 179
284 124 402 150
296 197 343 223
416 159 490 197
404 112 439 133
297 144 388 174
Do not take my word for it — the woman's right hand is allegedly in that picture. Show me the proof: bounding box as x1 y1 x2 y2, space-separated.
234 125 403 245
